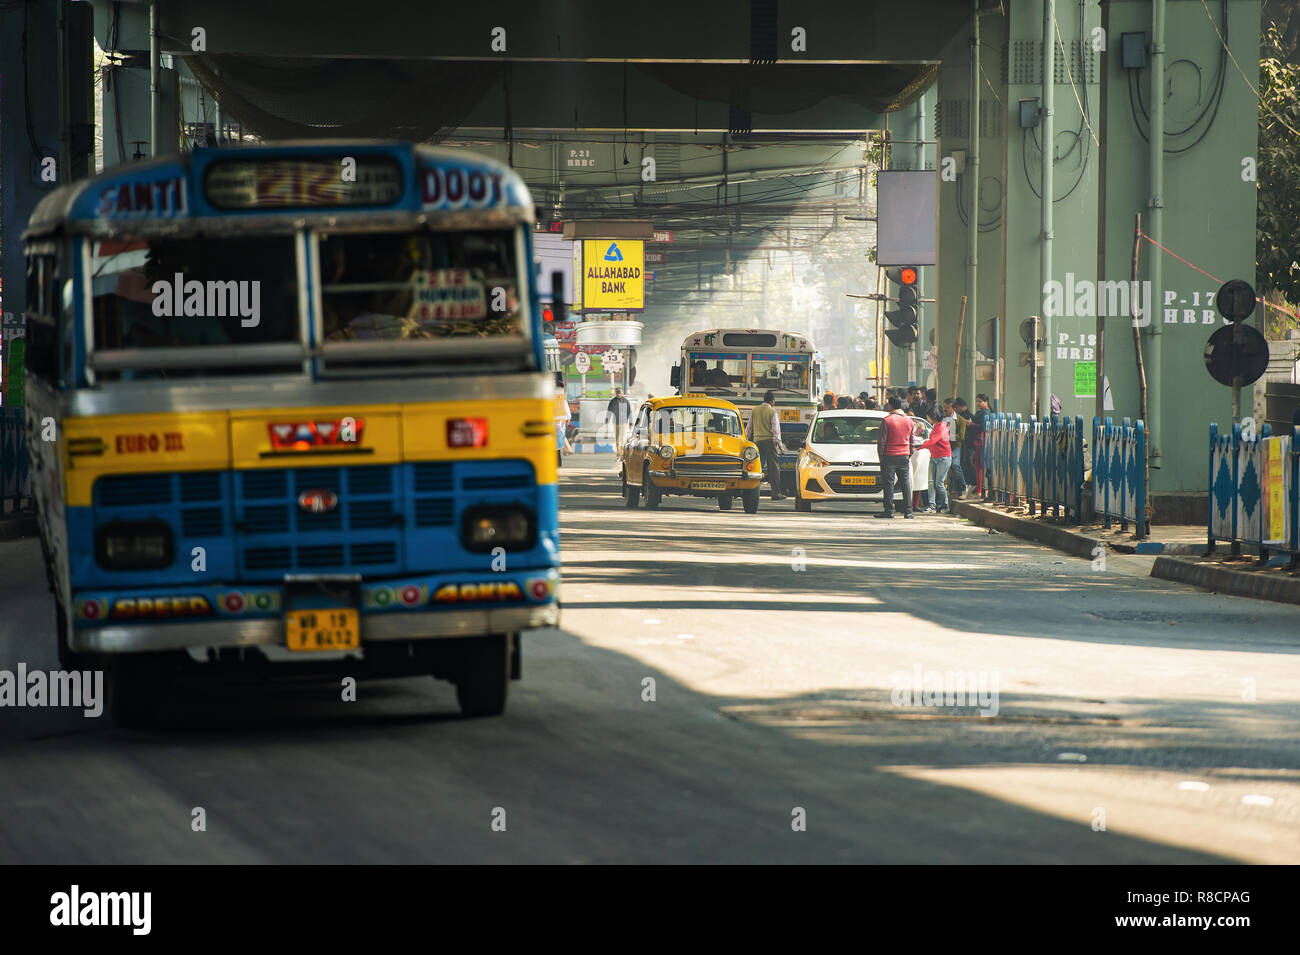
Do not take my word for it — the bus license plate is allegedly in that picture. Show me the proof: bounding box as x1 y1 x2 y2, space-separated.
692 481 726 490
841 475 876 486
780 409 801 421
286 609 360 651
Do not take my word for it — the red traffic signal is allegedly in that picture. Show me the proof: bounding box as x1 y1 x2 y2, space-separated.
542 306 555 322
886 266 918 287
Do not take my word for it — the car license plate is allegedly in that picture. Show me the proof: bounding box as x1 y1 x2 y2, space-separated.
692 481 726 490
286 608 360 651
780 462 794 469
841 475 876 486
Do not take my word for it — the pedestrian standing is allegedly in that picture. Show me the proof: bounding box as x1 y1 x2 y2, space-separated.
918 408 953 513
955 397 973 493
942 398 967 498
875 397 914 519
748 390 787 501
606 387 633 449
971 393 990 495
553 374 571 468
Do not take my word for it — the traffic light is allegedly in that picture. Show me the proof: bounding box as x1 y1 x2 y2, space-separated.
883 266 919 346
542 305 556 322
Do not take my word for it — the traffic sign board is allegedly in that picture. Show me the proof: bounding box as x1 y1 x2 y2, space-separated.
574 352 591 374
1204 324 1269 387
1215 279 1256 323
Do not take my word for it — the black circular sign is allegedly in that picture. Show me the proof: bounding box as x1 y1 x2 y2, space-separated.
1019 316 1041 347
1204 324 1270 387
1214 279 1256 323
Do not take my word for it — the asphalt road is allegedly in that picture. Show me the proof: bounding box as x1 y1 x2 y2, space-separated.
1 458 1298 863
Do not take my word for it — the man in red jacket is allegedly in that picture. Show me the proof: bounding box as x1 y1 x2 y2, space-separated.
875 397 915 519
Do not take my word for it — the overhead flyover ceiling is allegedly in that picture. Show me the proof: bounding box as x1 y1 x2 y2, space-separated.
139 1 964 305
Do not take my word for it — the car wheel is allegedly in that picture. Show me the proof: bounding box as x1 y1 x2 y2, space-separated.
623 469 640 507
454 634 510 718
643 467 662 509
717 493 733 511
794 482 811 512
742 487 760 513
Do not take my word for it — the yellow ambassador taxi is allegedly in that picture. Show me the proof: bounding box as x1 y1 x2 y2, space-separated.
620 395 765 512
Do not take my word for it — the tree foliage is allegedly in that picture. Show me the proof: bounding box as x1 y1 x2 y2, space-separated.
1256 25 1300 335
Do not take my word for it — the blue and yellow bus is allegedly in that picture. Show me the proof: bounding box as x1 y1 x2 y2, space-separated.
22 142 561 722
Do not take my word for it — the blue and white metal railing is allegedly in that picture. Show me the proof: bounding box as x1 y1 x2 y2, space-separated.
1208 422 1299 563
982 412 1086 524
1092 417 1147 538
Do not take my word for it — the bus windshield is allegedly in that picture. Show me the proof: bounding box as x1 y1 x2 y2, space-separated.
320 229 522 341
749 354 810 394
91 235 300 353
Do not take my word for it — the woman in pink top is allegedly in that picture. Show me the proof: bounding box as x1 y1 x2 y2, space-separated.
918 408 953 513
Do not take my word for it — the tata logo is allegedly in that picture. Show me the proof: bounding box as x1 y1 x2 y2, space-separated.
298 489 339 514
268 417 364 450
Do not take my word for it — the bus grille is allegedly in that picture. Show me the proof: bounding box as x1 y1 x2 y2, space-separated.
91 459 543 584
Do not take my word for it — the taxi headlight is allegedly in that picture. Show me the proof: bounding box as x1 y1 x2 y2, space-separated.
806 450 831 468
657 445 675 460
742 446 759 462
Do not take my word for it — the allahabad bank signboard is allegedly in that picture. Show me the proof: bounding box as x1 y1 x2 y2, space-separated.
582 240 644 310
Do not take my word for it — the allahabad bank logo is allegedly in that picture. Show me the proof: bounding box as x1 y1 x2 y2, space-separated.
583 240 644 310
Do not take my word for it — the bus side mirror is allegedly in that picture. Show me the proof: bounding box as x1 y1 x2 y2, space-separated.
549 271 566 323
670 364 680 388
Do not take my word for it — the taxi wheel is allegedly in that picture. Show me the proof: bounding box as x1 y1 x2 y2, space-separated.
717 494 733 510
742 487 760 514
794 483 812 512
623 471 640 508
643 469 662 509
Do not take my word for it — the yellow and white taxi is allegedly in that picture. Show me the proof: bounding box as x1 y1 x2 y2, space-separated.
794 410 930 511
620 395 765 512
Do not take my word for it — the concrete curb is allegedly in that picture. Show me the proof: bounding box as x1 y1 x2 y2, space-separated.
0 516 38 542
1151 556 1300 606
953 501 1102 559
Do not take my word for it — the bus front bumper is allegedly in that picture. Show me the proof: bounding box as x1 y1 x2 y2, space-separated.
69 569 560 654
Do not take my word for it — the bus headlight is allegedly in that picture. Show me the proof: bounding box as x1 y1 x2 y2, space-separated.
95 521 174 570
742 446 759 462
657 445 675 460
461 505 536 552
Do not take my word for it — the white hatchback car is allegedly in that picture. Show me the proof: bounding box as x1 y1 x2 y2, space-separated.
793 410 930 512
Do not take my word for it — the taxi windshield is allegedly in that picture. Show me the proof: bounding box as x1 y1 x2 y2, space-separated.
812 416 881 444
654 406 742 437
